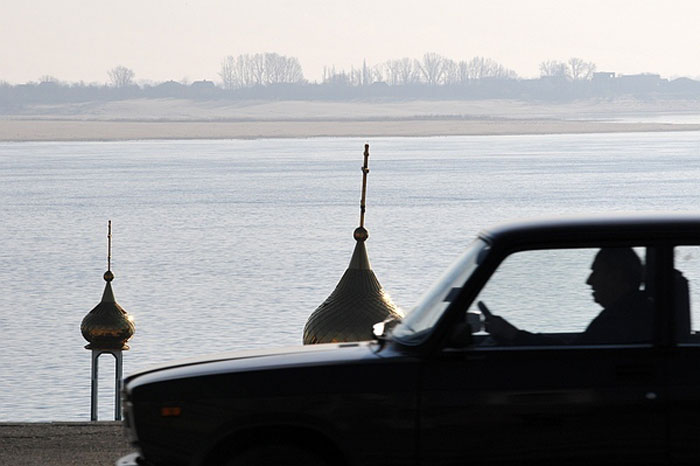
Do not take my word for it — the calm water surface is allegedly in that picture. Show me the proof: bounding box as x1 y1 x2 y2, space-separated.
1 132 699 421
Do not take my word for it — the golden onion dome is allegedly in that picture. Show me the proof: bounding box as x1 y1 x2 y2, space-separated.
81 271 134 350
302 227 402 344
303 145 403 345
80 221 135 350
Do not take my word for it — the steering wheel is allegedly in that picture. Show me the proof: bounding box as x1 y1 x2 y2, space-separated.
477 300 518 345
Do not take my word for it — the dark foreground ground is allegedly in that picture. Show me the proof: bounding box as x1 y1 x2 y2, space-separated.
0 422 131 466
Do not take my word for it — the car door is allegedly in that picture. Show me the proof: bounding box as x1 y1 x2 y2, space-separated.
667 244 700 464
419 246 667 466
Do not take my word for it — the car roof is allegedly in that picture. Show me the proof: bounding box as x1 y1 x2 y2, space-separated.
478 213 700 249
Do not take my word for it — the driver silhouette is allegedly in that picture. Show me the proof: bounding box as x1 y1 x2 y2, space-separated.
482 248 653 345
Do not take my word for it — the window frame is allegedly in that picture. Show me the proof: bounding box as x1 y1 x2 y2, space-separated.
670 242 700 347
425 239 668 355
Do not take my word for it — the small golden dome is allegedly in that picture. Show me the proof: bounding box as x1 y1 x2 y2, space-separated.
81 221 134 350
81 276 135 350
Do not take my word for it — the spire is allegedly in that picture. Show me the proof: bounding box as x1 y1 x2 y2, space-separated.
303 145 403 345
348 144 372 270
80 221 135 350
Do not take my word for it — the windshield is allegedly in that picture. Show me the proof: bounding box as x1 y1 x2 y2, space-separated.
392 239 489 345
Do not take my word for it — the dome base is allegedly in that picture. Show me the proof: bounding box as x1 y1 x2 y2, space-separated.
84 343 130 351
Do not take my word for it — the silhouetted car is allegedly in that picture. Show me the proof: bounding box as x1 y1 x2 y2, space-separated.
119 215 700 466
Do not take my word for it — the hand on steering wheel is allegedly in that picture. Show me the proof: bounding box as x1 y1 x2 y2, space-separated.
478 301 519 342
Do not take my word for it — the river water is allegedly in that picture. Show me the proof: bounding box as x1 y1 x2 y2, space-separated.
1 132 699 421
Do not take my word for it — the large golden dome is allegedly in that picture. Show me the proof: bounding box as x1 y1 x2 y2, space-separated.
303 145 403 344
303 227 402 344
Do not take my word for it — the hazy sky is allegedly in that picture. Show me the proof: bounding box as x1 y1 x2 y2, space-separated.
2 0 700 85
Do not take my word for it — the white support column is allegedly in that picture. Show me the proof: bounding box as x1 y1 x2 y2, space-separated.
90 348 124 421
90 349 99 422
114 350 123 421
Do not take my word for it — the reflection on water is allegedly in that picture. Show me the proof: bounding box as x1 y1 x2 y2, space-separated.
1 132 700 420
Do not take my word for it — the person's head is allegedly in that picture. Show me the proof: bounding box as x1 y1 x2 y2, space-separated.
586 248 643 308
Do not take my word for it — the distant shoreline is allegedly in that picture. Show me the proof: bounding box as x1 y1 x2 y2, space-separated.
2 118 700 142
3 98 700 142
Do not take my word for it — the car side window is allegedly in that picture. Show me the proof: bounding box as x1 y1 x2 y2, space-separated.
469 246 653 346
673 247 699 344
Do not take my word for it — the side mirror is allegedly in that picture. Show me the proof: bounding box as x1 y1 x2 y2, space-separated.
373 316 400 339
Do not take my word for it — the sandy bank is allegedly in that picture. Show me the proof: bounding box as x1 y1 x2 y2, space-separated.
8 98 700 121
0 422 130 466
2 118 700 142
3 98 700 141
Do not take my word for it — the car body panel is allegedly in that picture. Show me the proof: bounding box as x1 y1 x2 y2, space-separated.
421 345 667 465
124 342 419 466
120 214 700 466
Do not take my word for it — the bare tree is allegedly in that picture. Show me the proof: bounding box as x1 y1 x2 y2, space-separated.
236 55 256 87
219 56 237 90
108 65 135 88
468 57 493 80
475 57 496 80
418 52 448 86
224 54 258 87
494 64 518 80
539 60 569 79
568 57 596 81
441 59 460 85
383 60 401 85
39 75 60 84
264 53 285 84
220 53 305 88
386 55 516 86
371 64 384 84
384 58 416 85
465 57 518 80
393 58 420 85
266 53 304 84
322 66 350 85
348 64 364 87
345 60 379 87
249 53 265 86
456 61 471 84
279 56 304 83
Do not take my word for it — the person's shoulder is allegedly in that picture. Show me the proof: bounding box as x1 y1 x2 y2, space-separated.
623 290 652 307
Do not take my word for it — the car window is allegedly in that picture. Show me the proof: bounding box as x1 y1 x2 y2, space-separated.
392 239 489 345
673 247 699 344
470 246 653 346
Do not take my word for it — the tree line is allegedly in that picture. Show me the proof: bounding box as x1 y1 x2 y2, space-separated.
1 52 596 90
219 53 304 89
213 52 596 89
1 52 699 106
321 53 519 88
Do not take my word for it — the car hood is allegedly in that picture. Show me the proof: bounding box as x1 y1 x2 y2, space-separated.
124 340 387 389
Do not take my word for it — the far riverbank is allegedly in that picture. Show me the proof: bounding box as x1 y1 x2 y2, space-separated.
3 97 700 141
2 118 700 142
